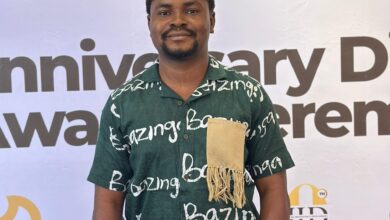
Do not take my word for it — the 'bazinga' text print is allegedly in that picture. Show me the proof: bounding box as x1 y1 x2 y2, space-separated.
127 120 181 146
193 79 264 103
248 111 276 140
109 153 261 198
120 108 275 148
111 78 161 100
182 153 255 185
130 176 180 199
125 108 250 147
108 153 284 195
109 127 130 152
186 108 249 132
109 170 127 192
184 202 256 220
249 156 283 176
110 103 120 118
134 203 257 220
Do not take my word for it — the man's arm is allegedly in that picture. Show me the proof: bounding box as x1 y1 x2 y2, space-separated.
255 171 290 220
92 185 126 220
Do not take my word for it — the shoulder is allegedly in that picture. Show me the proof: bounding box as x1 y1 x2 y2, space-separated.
210 56 261 86
210 57 264 103
109 63 161 103
99 64 160 124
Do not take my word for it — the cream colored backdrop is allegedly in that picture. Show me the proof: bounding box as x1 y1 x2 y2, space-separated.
0 0 389 219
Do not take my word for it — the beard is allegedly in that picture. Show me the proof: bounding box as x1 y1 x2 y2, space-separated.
161 41 199 59
161 27 199 60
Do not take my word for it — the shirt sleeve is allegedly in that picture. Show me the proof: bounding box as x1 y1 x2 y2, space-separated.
245 82 294 180
87 96 132 192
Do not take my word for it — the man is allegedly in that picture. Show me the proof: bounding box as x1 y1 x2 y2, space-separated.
88 0 294 219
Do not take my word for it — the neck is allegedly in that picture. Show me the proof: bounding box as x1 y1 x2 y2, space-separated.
159 52 209 83
158 51 209 101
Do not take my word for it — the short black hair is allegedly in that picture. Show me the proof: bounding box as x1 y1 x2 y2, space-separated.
146 0 215 15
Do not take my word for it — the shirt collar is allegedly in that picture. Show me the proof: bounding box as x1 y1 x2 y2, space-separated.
136 55 228 83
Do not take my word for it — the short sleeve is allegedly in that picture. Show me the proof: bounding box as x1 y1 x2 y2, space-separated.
246 84 294 180
87 96 132 192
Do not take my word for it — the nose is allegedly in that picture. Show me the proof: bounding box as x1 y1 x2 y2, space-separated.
170 11 187 28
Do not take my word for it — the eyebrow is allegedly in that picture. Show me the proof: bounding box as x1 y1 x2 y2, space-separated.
156 0 199 9
156 3 172 9
183 1 198 7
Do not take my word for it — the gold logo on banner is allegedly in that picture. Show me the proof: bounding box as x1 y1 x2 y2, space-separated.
0 195 41 220
289 184 328 220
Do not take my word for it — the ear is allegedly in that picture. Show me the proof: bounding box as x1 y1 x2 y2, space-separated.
147 15 151 30
209 12 216 34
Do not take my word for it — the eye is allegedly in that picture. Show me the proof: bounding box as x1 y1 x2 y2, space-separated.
158 10 171 16
185 9 199 15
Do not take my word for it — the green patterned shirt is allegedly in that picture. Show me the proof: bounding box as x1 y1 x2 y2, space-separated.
88 56 294 220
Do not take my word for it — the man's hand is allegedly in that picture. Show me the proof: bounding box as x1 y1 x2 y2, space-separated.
92 185 126 220
255 171 290 220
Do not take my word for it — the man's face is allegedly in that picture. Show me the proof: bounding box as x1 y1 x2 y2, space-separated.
148 0 215 60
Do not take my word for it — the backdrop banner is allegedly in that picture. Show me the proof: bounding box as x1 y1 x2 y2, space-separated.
0 0 389 219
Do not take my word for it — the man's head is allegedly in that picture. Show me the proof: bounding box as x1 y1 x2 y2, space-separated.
147 0 216 60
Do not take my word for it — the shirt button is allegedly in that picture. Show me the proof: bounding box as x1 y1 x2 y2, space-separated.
183 134 189 140
177 100 183 106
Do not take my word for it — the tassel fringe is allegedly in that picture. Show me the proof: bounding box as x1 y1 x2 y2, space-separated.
207 167 246 208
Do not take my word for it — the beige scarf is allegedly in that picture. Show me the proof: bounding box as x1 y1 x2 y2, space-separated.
206 118 246 208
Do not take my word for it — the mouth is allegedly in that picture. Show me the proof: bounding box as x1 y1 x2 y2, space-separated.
162 29 195 41
168 31 192 37
167 33 192 41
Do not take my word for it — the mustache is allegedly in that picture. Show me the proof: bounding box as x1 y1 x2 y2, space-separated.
161 27 196 40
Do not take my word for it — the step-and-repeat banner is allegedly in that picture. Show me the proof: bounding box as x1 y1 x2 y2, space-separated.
1 0 389 219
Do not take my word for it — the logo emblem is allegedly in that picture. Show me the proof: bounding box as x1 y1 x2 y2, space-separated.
289 184 328 220
0 196 41 220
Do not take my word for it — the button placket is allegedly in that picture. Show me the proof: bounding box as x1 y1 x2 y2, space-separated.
175 99 191 194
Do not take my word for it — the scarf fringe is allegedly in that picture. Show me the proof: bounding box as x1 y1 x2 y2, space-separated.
207 167 246 208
